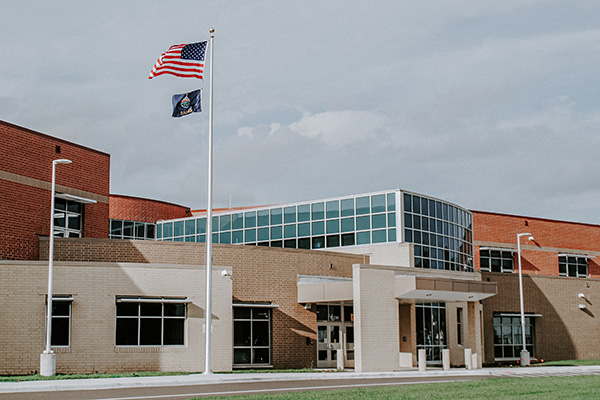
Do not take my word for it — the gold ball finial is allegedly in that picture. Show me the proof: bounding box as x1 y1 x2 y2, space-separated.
209 28 215 34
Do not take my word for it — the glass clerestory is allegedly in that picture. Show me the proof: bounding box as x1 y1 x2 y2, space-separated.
155 189 474 272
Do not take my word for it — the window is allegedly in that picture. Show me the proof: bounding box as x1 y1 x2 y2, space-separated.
54 198 82 238
46 296 72 347
559 256 588 278
493 315 534 360
233 307 271 366
480 249 514 273
115 298 186 346
456 308 463 346
110 219 156 240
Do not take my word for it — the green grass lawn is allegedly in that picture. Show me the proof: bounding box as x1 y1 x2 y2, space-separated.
193 375 600 400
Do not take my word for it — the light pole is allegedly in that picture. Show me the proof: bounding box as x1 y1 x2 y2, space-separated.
40 159 72 376
517 232 533 367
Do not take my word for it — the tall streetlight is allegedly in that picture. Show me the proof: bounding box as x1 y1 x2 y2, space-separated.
517 232 533 367
40 159 72 376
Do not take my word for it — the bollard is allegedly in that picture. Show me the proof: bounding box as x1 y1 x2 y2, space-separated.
464 348 472 370
418 349 427 371
471 353 478 370
442 349 450 370
336 348 344 371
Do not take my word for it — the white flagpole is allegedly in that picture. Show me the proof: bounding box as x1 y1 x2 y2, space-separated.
204 28 215 375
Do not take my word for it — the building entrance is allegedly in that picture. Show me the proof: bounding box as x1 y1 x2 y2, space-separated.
316 303 354 368
416 302 447 364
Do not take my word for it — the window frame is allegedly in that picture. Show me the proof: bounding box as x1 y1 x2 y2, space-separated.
115 297 188 347
45 296 73 348
479 249 515 273
558 255 589 278
233 306 273 367
493 315 535 361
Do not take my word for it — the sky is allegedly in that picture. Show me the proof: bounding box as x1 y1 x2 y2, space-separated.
2 1 600 224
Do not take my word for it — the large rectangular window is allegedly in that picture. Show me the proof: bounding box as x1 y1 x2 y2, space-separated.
110 219 156 240
559 256 588 278
115 298 187 346
493 315 534 360
54 198 83 238
233 306 271 367
456 307 463 346
480 249 514 273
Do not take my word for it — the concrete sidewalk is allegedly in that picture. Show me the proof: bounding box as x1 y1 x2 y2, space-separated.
1 366 599 394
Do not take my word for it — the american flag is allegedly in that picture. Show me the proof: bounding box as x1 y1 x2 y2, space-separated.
148 41 207 79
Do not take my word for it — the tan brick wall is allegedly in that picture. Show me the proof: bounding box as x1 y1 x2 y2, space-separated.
36 238 364 370
0 261 231 375
482 272 600 362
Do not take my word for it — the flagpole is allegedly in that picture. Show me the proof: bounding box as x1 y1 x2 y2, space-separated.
204 28 215 375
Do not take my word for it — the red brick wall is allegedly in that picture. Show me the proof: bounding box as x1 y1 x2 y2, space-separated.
472 211 600 278
0 120 110 260
109 195 190 223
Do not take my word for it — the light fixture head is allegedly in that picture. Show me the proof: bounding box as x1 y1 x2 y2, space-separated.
53 159 72 165
528 236 534 241
579 304 587 310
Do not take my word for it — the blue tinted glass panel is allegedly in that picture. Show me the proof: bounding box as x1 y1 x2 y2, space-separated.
271 226 282 240
326 219 339 234
156 224 163 239
388 228 396 241
245 212 256 228
220 215 231 231
356 231 370 245
436 202 442 219
413 215 421 230
372 230 386 243
341 218 354 232
185 220 195 235
356 216 370 231
220 232 231 244
356 197 369 215
404 229 412 242
197 218 206 234
212 216 219 232
232 230 243 244
270 208 282 225
403 193 411 212
404 213 412 228
174 221 184 236
163 222 173 237
185 236 195 242
298 223 310 236
312 221 325 235
372 214 386 229
212 233 218 243
326 201 339 219
284 206 296 223
312 203 324 220
232 213 243 230
388 213 396 227
312 236 325 249
245 229 256 242
412 196 420 214
284 224 296 238
388 193 396 211
257 210 269 227
421 198 428 216
174 237 184 242
429 200 435 218
257 227 269 241
197 234 206 243
372 195 385 213
298 205 310 222
341 199 354 217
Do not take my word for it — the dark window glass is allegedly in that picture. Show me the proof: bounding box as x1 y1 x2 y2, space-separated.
403 193 411 212
312 236 325 249
341 233 355 246
298 238 310 249
326 235 340 247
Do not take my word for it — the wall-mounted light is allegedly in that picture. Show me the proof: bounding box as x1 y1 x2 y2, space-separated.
578 293 586 299
579 304 587 310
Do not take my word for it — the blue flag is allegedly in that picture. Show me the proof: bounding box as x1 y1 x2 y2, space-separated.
172 89 202 117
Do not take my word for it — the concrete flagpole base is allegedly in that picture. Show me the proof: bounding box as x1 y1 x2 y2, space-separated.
40 351 56 376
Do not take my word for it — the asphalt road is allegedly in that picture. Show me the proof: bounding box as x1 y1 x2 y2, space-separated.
0 375 489 400
1 366 599 400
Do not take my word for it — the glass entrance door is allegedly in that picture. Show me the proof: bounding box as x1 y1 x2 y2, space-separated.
416 302 447 364
316 303 354 368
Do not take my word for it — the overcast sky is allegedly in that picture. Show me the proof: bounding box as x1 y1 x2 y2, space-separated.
2 1 600 224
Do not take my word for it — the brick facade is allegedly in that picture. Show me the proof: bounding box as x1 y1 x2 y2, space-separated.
473 210 600 362
37 237 365 371
0 120 110 260
109 194 190 223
